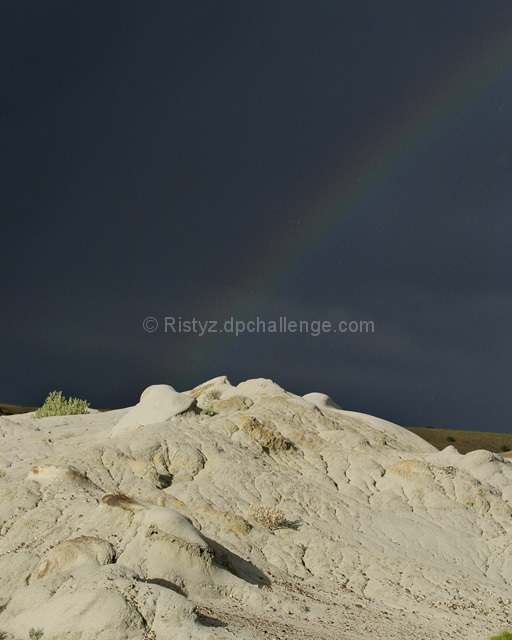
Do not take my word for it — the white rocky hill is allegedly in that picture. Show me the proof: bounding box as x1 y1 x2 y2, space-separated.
1 377 511 639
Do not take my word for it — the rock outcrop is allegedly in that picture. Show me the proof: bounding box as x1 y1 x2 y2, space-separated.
1 376 512 639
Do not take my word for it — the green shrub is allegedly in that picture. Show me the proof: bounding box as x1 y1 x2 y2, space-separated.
490 632 512 640
500 445 511 453
201 407 216 417
35 391 89 418
29 629 44 640
447 436 456 442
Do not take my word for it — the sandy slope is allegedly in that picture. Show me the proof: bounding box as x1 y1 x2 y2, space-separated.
1 376 511 639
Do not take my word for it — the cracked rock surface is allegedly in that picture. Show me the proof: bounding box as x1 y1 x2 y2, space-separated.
1 377 512 639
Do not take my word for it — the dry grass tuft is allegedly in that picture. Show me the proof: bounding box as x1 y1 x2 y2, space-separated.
248 505 286 530
204 389 221 401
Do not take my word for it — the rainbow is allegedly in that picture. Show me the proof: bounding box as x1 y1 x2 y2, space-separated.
177 12 512 384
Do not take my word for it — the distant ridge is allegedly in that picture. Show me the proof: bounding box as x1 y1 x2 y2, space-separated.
405 425 512 455
0 402 37 416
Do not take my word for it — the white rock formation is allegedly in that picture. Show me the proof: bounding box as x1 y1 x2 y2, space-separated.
0 376 511 639
110 384 196 438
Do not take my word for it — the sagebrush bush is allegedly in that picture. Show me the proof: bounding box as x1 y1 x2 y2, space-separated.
35 391 89 418
248 505 286 530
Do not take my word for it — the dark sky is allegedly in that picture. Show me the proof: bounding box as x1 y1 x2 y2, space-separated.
2 1 511 431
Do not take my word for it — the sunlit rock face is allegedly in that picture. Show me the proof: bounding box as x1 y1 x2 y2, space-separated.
1 376 511 639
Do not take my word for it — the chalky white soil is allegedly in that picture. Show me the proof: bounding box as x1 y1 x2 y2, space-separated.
1 377 512 639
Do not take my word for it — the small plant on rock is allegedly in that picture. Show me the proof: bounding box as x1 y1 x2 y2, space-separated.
490 632 512 640
29 629 44 640
0 468 5 478
201 407 216 417
35 391 89 418
248 505 286 530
